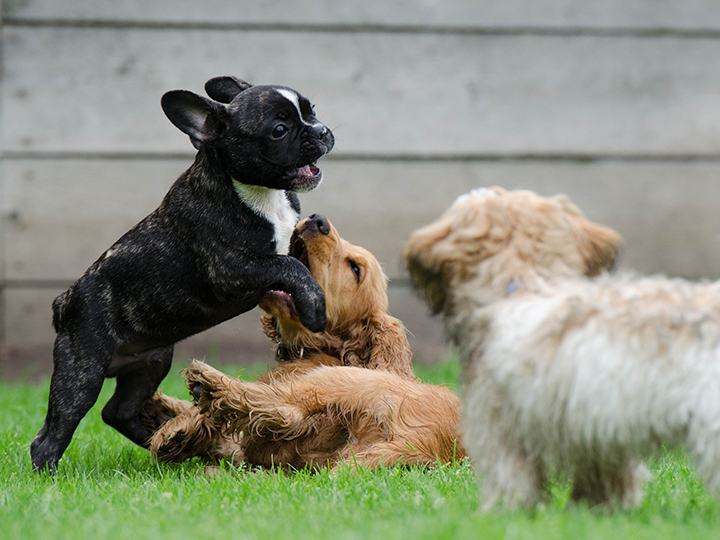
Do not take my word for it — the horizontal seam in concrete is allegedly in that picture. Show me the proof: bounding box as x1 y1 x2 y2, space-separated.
0 279 414 289
5 151 720 163
3 18 720 38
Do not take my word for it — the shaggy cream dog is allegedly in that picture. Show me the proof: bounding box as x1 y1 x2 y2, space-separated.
404 186 720 510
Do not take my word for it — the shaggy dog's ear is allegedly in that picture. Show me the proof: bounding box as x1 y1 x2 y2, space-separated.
341 311 415 379
551 195 623 276
550 194 623 276
404 213 459 314
577 219 623 276
403 199 495 314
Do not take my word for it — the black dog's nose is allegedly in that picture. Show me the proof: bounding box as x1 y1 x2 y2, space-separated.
310 124 326 139
306 214 330 235
310 124 334 152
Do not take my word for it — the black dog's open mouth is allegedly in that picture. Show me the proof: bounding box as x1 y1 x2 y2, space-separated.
287 163 322 193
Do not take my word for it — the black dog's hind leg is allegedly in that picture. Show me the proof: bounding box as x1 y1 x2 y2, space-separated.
101 346 174 447
31 332 115 472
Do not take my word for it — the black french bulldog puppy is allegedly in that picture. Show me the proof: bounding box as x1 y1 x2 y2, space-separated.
31 76 335 471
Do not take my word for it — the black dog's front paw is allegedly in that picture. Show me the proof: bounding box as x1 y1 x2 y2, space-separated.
296 288 327 333
303 307 327 333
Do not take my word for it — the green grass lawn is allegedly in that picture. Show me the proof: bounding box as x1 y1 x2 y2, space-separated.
1 356 719 540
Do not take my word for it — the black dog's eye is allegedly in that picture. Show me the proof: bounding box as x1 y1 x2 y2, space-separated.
349 259 361 282
271 124 289 139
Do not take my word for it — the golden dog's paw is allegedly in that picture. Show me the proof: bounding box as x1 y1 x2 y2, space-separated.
151 422 196 462
140 391 193 435
184 360 228 410
183 360 253 429
149 408 215 463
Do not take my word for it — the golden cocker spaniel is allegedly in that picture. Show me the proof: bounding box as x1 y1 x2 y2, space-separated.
142 214 464 470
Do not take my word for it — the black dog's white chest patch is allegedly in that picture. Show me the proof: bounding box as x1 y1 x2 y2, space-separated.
232 181 299 254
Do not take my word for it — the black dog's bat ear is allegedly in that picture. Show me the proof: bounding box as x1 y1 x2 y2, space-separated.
204 76 253 104
161 90 230 149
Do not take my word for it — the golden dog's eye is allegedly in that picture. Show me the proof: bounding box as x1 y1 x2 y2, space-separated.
348 259 361 282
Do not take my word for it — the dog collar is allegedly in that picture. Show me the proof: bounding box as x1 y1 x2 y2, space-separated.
275 344 304 362
505 278 524 296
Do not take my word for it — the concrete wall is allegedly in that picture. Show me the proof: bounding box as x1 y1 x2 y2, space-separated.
3 1 720 377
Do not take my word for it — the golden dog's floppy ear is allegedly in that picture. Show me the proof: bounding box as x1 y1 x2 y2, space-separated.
340 311 415 379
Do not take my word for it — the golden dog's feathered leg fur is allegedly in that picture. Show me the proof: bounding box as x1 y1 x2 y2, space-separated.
140 391 194 435
186 360 465 469
143 391 245 465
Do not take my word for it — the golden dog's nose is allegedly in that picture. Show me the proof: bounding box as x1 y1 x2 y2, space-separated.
306 214 330 235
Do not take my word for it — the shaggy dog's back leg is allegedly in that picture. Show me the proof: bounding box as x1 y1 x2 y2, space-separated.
570 460 649 508
686 417 720 495
476 440 546 511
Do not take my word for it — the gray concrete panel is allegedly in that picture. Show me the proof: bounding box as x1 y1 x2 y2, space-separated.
6 158 720 283
5 28 720 156
5 0 720 31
